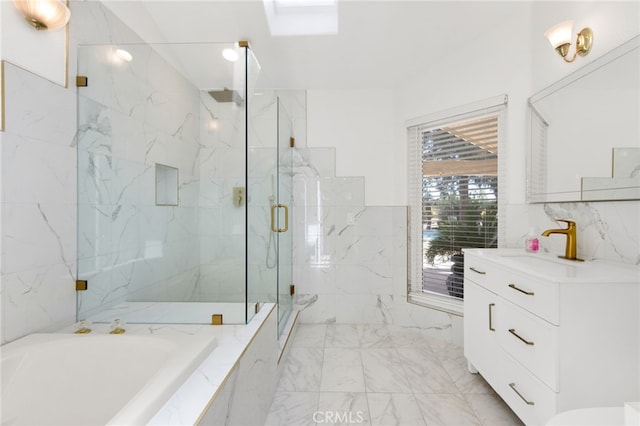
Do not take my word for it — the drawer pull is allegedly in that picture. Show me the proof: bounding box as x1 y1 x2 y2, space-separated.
509 328 535 346
470 267 486 275
509 383 535 406
488 303 495 331
508 283 534 296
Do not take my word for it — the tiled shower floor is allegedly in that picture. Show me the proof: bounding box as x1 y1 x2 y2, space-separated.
266 324 523 426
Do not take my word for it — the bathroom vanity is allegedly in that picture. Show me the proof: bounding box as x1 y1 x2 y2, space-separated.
463 249 639 425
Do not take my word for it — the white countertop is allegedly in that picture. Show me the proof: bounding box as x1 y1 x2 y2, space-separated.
463 248 639 284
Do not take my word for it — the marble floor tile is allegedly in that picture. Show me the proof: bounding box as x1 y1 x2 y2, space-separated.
325 324 359 348
361 348 411 392
367 393 426 426
357 324 394 348
292 324 327 348
321 348 366 392
386 325 432 351
426 338 465 358
277 347 324 392
317 392 370 426
266 323 522 426
414 393 481 426
439 352 495 394
264 392 319 426
396 347 458 394
464 393 524 425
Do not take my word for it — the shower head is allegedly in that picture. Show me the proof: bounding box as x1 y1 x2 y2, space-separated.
207 88 243 106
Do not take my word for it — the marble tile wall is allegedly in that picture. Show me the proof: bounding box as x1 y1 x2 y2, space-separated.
75 41 202 318
1 1 168 343
0 2 251 341
505 201 640 265
292 171 640 345
196 90 247 304
1 62 78 344
198 305 279 425
291 147 464 344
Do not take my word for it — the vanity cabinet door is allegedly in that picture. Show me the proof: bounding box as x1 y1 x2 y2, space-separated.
464 280 503 384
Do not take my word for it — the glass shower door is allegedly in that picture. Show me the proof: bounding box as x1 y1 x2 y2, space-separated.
276 97 293 335
75 41 259 325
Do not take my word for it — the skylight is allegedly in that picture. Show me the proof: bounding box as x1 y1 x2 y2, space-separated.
263 0 338 36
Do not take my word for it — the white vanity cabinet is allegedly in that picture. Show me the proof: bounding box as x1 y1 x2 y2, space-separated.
463 249 640 426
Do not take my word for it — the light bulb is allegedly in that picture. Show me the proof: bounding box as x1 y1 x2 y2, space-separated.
545 20 574 49
12 0 70 31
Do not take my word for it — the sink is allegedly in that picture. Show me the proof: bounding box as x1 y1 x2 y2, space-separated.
498 254 579 278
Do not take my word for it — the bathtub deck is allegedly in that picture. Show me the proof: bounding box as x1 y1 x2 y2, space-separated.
58 303 277 424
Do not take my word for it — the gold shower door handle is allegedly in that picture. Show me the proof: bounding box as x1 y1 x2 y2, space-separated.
270 204 289 233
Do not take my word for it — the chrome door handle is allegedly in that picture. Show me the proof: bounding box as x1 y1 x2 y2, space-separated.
271 204 289 233
509 328 534 346
488 303 495 331
508 283 534 296
509 383 535 406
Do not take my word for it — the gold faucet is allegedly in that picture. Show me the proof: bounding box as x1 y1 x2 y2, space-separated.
109 318 126 334
541 219 583 261
74 319 92 334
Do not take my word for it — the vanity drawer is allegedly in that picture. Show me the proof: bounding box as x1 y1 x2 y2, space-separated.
466 257 561 325
499 299 559 391
497 270 559 325
464 256 496 288
499 351 557 426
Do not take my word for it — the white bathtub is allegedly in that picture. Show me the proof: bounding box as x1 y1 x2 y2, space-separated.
1 332 216 425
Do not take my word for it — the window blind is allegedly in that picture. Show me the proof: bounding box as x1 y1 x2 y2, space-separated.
528 104 548 202
407 96 506 313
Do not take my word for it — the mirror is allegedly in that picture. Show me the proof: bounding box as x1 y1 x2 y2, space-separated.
527 35 639 203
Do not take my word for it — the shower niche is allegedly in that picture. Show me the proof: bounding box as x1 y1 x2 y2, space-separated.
75 41 293 332
155 164 179 206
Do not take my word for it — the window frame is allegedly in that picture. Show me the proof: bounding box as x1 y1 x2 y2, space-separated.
406 95 508 316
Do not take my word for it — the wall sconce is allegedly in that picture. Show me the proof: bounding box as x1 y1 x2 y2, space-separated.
12 0 70 31
544 20 593 63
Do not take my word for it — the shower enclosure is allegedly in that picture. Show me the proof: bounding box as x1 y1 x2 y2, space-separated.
75 41 292 332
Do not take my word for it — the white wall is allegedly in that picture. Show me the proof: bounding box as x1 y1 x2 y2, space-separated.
305 1 639 264
0 1 68 87
305 4 534 207
307 89 395 206
393 2 534 208
531 1 640 92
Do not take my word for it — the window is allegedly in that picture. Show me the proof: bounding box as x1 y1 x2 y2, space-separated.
407 95 507 315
